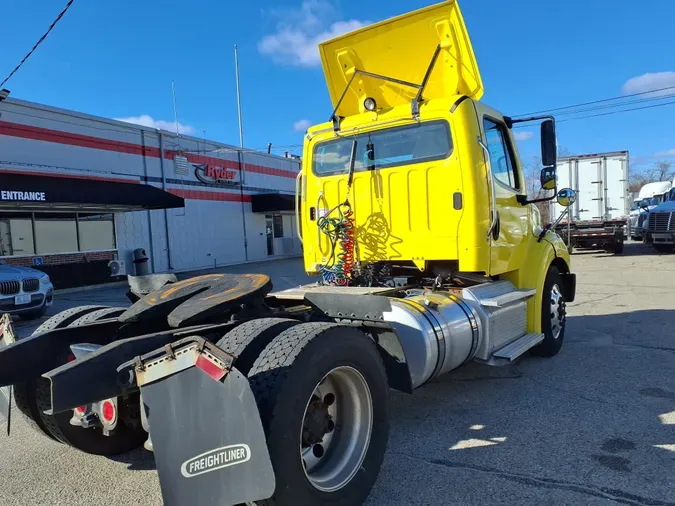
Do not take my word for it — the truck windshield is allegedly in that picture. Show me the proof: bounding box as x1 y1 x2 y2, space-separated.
649 194 665 206
312 120 452 176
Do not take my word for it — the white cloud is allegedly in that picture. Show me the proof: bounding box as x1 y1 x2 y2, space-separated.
622 72 675 97
258 0 369 67
514 131 533 141
114 114 196 135
293 119 312 132
653 149 675 158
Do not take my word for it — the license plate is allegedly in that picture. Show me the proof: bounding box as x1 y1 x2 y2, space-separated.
14 294 31 305
654 233 672 240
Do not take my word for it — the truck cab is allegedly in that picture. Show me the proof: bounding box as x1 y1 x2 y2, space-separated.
645 177 675 252
630 181 673 240
298 0 575 336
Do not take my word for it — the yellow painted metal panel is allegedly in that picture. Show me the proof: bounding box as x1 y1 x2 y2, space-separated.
319 0 483 117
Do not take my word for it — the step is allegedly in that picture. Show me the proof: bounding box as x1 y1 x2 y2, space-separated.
480 289 536 308
492 333 544 361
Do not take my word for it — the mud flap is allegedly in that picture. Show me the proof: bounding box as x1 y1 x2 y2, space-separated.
138 342 275 506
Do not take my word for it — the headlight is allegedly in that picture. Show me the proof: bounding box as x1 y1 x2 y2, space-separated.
40 274 50 284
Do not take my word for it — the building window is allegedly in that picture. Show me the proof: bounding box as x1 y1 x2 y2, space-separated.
35 213 78 254
0 212 117 257
0 213 35 256
78 213 116 251
273 215 284 237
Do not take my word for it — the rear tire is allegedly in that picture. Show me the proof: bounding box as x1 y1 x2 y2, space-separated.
32 306 145 455
531 266 566 358
612 240 624 255
13 305 108 441
216 318 300 375
247 322 389 506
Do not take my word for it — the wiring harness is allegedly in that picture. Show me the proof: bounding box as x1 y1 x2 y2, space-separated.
317 201 356 286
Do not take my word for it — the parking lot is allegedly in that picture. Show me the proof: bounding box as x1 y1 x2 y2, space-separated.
1 246 674 506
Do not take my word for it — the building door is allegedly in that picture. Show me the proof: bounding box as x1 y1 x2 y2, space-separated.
265 216 274 255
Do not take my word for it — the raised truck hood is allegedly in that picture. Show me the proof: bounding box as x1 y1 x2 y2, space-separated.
318 0 483 118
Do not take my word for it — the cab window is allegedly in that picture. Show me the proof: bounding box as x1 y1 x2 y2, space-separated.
483 118 519 190
312 120 452 176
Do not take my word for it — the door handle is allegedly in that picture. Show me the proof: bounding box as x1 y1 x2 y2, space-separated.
493 211 500 240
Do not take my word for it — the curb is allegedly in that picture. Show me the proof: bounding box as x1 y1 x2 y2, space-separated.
54 280 128 295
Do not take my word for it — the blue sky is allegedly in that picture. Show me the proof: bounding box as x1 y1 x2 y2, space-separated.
3 0 675 171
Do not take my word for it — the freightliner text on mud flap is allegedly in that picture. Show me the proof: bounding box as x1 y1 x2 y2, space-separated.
118 336 275 506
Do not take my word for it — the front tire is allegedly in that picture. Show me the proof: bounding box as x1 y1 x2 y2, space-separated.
531 266 566 357
247 322 389 506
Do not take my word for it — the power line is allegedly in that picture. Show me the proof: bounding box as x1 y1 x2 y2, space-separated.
0 0 75 88
513 84 675 118
556 99 675 123
511 96 675 129
552 92 675 117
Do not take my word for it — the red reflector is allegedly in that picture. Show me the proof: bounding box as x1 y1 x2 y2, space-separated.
196 355 226 382
67 354 75 362
75 406 86 414
102 400 115 422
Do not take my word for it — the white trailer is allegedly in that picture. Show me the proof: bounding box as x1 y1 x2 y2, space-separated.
550 151 630 254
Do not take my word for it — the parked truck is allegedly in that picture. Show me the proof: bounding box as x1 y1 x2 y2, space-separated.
645 177 675 252
629 180 673 241
0 2 577 505
550 151 630 254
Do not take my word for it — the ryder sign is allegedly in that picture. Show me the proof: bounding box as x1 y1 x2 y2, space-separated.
195 164 240 186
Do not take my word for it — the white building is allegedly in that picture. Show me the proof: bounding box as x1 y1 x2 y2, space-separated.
0 97 301 288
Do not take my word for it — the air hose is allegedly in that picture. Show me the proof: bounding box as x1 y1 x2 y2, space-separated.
317 201 356 286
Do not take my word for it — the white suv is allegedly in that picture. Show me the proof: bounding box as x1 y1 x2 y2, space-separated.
0 259 54 320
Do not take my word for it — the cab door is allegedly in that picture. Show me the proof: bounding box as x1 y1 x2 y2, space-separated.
481 116 529 275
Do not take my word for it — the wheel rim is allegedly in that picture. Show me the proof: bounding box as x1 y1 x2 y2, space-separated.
300 366 373 493
550 284 565 339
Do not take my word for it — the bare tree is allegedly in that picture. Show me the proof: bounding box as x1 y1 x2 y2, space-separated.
653 160 674 181
630 160 675 190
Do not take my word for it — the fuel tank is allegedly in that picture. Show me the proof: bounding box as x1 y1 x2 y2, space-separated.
382 291 481 389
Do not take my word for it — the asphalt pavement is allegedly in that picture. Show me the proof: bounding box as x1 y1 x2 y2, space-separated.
1 246 674 506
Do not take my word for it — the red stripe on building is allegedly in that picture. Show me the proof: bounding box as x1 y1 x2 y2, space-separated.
0 168 140 184
0 120 298 179
0 120 161 158
165 151 298 180
168 188 252 203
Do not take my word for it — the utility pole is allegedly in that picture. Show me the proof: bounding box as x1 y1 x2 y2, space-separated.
234 45 244 148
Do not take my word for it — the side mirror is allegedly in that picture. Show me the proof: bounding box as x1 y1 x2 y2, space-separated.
557 188 577 207
540 166 556 191
541 119 557 167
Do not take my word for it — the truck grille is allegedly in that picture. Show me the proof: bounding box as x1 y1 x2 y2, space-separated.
22 278 40 292
648 212 673 233
0 281 21 296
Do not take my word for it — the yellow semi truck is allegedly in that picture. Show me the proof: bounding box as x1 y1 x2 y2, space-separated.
0 1 577 505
